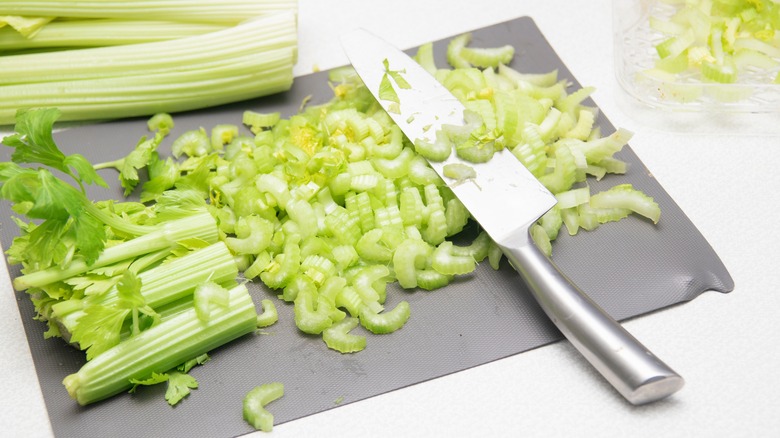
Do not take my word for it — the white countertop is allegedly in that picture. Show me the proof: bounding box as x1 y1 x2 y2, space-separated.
2 1 779 437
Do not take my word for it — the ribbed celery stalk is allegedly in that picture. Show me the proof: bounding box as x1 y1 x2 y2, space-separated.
0 20 227 51
52 242 239 337
0 12 297 124
63 284 258 405
0 0 297 25
13 211 219 291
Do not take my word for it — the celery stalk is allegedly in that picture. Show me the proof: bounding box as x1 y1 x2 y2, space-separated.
52 242 239 337
13 211 219 291
0 0 297 25
0 20 227 51
63 284 258 405
0 12 297 125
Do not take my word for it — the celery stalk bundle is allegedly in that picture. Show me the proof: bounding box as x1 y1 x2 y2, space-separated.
0 1 298 125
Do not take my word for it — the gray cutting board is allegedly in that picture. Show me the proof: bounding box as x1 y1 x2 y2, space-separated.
0 17 733 438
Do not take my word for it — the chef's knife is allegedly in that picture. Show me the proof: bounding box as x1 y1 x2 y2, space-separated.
341 28 684 405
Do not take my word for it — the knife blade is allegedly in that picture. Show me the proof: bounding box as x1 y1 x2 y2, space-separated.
341 28 684 405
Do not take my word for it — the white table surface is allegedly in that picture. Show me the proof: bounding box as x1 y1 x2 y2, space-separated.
2 1 779 437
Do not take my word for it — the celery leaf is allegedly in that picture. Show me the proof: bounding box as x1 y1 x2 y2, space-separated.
164 371 199 405
0 164 107 266
71 304 130 360
2 108 107 190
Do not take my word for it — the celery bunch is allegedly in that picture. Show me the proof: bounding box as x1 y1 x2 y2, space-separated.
1 108 259 406
0 1 298 125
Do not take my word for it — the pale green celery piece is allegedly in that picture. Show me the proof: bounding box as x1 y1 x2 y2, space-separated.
335 286 364 317
556 86 596 116
293 278 333 334
414 269 452 290
243 110 281 134
422 209 448 246
413 134 452 161
578 204 631 231
350 264 390 306
322 317 366 353
446 32 473 68
589 184 661 224
399 186 424 227
538 145 577 194
243 382 285 433
393 238 432 289
259 241 301 290
444 197 470 236
147 113 175 134
655 29 696 59
359 301 410 334
324 207 361 245
63 284 258 405
255 173 292 209
431 241 476 276
654 50 689 74
285 199 318 239
193 282 230 322
0 19 227 51
331 245 359 271
701 59 738 83
497 64 559 87
373 205 403 229
172 128 211 158
210 124 239 151
733 37 780 59
371 146 414 180
413 42 438 75
555 186 590 209
450 231 491 262
564 109 596 141
244 251 272 280
256 299 278 328
573 128 633 164
530 223 552 257
344 191 376 232
442 162 476 183
459 44 515 68
14 212 220 291
356 229 393 262
560 207 580 236
486 239 503 270
225 215 274 255
538 206 563 241
300 254 336 285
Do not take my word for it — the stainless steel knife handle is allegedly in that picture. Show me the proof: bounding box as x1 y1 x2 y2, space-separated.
498 232 684 405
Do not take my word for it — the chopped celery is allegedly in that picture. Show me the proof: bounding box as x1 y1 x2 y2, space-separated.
323 317 366 353
243 382 285 432
359 301 411 334
647 0 780 88
256 299 279 328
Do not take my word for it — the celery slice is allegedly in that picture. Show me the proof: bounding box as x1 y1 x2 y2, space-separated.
243 382 284 432
322 317 366 353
